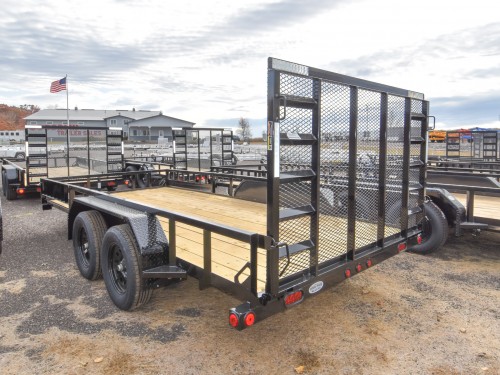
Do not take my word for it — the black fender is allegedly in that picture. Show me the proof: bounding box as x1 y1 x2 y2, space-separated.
2 165 20 182
68 196 167 256
426 187 465 230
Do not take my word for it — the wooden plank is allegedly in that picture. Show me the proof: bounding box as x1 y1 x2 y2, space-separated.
114 187 267 234
157 220 267 291
453 193 500 219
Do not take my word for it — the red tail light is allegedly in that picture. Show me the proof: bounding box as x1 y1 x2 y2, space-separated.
398 243 407 252
229 313 239 328
355 264 362 273
124 180 130 185
107 181 116 187
345 269 352 278
243 312 256 327
417 234 423 244
284 290 303 306
36 187 42 193
17 188 25 195
366 259 373 268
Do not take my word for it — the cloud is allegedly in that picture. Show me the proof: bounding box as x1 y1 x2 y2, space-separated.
431 92 500 126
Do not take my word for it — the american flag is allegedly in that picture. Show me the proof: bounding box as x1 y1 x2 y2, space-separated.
50 77 67 93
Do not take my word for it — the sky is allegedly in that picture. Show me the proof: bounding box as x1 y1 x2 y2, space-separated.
1 0 500 136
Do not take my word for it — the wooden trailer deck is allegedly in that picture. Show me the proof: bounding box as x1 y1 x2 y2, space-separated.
113 187 392 291
29 166 108 183
114 187 269 291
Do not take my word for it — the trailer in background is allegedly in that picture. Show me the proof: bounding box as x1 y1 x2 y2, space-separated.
1 126 124 200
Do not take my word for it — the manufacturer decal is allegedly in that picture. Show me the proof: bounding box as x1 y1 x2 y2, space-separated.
308 281 324 294
267 121 273 151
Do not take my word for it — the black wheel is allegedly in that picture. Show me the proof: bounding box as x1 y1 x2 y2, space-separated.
408 201 448 255
6 183 17 200
15 152 26 161
124 165 146 188
101 224 152 311
72 211 108 280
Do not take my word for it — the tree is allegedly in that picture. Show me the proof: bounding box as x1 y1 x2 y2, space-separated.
238 117 252 141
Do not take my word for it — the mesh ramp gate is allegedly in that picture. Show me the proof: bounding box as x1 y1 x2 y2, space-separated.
25 126 123 184
267 58 427 281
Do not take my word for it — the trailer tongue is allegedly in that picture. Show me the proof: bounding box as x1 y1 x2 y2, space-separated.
41 58 428 329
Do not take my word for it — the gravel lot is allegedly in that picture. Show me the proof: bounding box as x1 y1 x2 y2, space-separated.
0 190 499 374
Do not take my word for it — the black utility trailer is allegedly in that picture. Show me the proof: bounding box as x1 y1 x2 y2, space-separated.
41 58 430 329
1 126 124 200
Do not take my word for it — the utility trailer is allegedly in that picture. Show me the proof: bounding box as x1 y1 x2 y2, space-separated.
41 58 430 330
1 126 124 200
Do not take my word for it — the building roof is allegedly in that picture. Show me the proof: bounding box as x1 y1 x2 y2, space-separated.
130 114 195 127
24 109 161 121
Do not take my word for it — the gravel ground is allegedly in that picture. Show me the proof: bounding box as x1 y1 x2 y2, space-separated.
0 191 499 375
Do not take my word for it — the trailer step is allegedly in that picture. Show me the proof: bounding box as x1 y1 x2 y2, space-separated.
28 164 48 168
28 154 48 158
280 133 317 146
410 112 426 120
278 240 314 258
280 205 315 221
28 144 47 148
142 265 187 279
410 137 425 144
28 173 48 178
285 95 317 110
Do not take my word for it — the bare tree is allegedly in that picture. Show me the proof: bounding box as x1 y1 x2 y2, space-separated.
238 117 252 141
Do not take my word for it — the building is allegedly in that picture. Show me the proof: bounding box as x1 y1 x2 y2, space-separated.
0 119 24 144
24 108 195 141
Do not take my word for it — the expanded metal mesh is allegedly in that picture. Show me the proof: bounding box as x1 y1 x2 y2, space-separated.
275 71 426 280
319 82 350 260
385 95 405 236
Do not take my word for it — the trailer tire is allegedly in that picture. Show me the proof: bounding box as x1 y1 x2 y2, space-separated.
101 224 152 311
6 183 16 201
72 210 107 280
15 152 25 161
408 201 448 255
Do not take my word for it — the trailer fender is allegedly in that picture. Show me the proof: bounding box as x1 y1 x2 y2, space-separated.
2 164 20 182
68 196 168 256
426 187 466 230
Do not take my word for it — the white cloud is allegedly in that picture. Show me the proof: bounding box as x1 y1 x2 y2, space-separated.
1 0 499 134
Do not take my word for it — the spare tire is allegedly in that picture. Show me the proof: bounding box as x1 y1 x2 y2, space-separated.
408 201 448 255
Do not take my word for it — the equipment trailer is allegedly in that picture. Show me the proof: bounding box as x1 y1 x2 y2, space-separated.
41 58 431 329
1 126 124 200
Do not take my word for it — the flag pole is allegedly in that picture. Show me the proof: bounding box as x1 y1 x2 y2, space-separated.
66 74 69 127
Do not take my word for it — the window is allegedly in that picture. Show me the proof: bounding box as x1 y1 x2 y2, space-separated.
29 121 37 125
10 132 15 136
132 130 138 136
142 129 149 136
0 132 4 136
46 121 53 125
15 132 19 136
77 121 85 125
110 119 117 126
